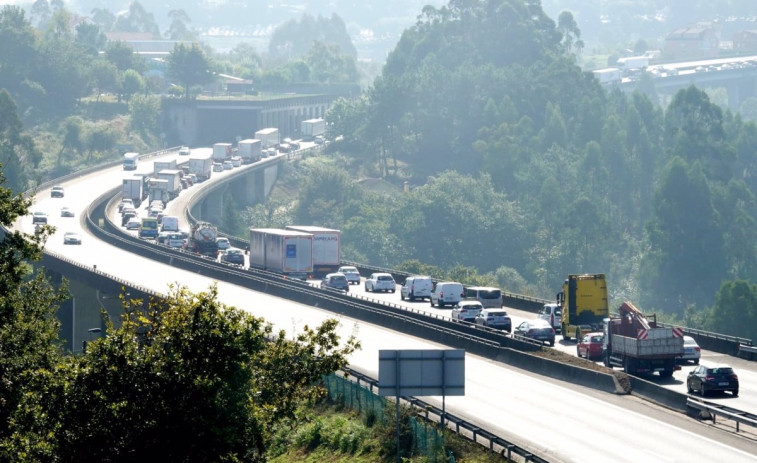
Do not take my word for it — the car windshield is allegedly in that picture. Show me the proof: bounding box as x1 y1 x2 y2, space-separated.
709 367 733 375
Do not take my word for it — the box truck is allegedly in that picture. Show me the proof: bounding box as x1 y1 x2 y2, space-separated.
254 128 280 149
213 143 232 162
153 159 177 176
249 228 313 279
122 177 144 207
301 118 326 141
157 169 182 199
285 226 340 277
189 152 213 181
238 139 262 164
123 152 139 170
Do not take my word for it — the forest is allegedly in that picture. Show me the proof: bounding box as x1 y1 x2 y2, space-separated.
1 1 756 339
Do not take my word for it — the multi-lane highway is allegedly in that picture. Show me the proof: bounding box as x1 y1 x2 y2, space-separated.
13 148 757 462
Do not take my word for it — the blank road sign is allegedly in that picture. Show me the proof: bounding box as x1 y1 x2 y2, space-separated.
378 349 465 397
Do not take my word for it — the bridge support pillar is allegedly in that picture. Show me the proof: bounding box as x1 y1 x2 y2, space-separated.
203 186 225 224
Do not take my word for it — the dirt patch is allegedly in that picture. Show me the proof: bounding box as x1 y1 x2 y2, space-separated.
531 347 632 393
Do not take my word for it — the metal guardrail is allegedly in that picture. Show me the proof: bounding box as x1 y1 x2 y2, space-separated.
343 367 548 463
659 322 753 347
687 397 757 432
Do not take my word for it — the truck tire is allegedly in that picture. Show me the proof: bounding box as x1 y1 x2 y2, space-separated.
660 359 675 378
604 352 612 368
563 327 571 342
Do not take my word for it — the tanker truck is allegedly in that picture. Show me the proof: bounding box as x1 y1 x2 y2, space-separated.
186 222 218 257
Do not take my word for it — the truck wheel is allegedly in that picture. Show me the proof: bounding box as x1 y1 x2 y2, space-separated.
659 369 674 378
400 293 405 301
409 294 415 301
604 352 611 368
575 328 581 342
563 326 570 341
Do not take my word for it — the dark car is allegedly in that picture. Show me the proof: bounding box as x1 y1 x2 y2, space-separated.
577 332 604 360
321 273 349 292
222 248 245 265
514 319 556 346
687 364 739 397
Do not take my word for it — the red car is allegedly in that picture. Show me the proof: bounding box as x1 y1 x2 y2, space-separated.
577 332 604 360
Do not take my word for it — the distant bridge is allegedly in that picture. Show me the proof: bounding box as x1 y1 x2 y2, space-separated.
609 55 757 109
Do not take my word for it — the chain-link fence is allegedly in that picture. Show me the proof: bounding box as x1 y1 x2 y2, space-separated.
323 373 452 462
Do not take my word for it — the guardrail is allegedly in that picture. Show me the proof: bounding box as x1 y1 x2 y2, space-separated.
343 366 548 462
687 397 757 432
738 344 757 361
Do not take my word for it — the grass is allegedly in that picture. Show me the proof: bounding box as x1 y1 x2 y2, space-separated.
267 399 512 463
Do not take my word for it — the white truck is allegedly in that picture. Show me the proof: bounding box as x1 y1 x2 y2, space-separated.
254 128 280 149
592 68 622 85
123 152 139 170
213 143 232 162
285 226 340 277
157 169 182 199
616 56 649 71
148 178 170 204
238 139 262 164
189 152 213 182
249 228 313 279
153 159 177 177
122 177 144 207
301 118 325 141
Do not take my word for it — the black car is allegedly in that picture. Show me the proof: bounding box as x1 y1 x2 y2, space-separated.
687 364 739 397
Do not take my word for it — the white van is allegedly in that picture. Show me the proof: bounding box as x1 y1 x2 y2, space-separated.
464 286 503 308
539 302 562 332
160 215 179 232
400 275 433 301
430 281 465 308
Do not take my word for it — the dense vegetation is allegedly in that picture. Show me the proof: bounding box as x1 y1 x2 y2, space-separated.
270 1 757 341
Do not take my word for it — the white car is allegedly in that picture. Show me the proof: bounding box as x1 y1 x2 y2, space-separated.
178 146 190 156
337 266 361 285
60 206 75 217
63 231 82 245
451 300 484 323
216 237 231 251
364 272 396 293
680 335 701 364
125 218 141 230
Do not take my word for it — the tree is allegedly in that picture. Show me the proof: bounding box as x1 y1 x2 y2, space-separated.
0 105 67 455
113 1 160 38
128 94 160 137
167 43 213 101
105 40 145 73
56 116 84 171
166 9 193 41
6 285 358 461
90 8 115 32
708 280 757 341
88 59 119 101
120 68 145 101
75 22 107 57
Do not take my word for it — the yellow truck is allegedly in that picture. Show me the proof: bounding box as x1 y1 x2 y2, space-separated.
557 274 609 341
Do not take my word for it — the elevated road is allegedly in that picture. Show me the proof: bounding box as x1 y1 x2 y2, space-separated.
12 150 757 462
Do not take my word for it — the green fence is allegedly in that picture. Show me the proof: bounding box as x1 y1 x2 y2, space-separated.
323 373 452 462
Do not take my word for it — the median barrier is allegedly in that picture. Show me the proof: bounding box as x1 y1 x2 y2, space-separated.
494 348 622 394
628 376 688 413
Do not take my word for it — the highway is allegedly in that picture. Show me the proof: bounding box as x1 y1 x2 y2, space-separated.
13 148 757 462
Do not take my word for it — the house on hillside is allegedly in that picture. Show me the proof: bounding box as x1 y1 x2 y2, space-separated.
664 23 721 60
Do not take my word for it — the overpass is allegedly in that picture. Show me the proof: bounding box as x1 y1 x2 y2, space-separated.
613 55 757 109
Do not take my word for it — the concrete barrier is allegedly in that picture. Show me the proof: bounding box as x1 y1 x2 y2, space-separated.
494 348 623 394
628 376 688 413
